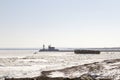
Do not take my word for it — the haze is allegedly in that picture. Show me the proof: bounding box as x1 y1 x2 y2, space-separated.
0 0 120 48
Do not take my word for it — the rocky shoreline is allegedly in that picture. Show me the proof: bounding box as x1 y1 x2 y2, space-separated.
5 58 120 80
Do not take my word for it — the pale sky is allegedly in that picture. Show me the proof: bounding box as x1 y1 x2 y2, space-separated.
0 0 120 48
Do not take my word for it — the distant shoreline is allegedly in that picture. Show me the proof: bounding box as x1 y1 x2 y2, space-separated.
1 48 120 52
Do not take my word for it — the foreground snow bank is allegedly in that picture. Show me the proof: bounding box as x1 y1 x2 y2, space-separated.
45 59 120 80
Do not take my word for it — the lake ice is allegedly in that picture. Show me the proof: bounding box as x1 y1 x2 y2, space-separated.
0 50 120 79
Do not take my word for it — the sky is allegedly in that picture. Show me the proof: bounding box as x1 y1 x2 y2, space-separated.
0 0 120 48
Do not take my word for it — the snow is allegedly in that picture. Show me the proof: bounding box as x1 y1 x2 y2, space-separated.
100 61 120 80
48 71 65 78
46 59 120 79
0 51 120 79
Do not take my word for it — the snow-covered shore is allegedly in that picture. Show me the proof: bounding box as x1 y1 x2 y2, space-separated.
0 51 120 80
45 58 120 80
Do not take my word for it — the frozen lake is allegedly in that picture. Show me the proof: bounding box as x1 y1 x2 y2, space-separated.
0 50 36 58
0 50 120 79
